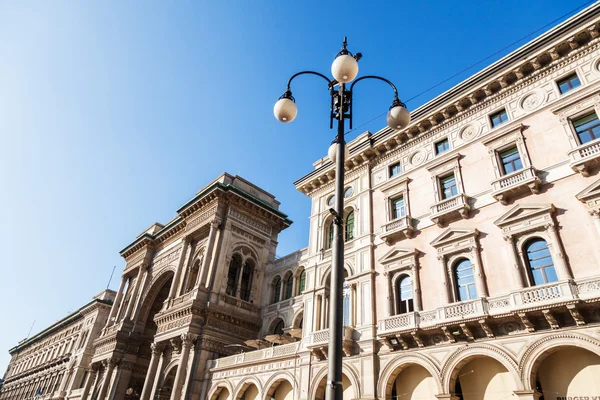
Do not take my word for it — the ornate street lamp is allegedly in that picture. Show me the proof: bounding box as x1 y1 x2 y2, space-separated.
274 38 410 400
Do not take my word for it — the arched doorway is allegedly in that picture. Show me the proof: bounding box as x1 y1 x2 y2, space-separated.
238 383 260 400
389 364 437 400
451 356 517 400
315 374 354 400
535 347 600 397
211 386 230 400
155 366 177 400
131 273 174 395
265 378 294 400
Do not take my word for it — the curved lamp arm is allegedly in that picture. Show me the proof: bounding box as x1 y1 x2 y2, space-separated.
349 75 399 98
286 71 333 90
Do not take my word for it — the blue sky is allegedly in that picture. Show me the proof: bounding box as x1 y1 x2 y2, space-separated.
0 0 588 372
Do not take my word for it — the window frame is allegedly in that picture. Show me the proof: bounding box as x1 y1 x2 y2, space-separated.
434 138 450 155
523 238 558 286
489 108 509 128
271 276 282 304
439 173 458 200
388 162 402 178
556 71 582 95
498 146 524 175
572 111 600 145
390 196 406 220
453 258 478 302
345 210 355 242
427 153 465 204
396 274 414 314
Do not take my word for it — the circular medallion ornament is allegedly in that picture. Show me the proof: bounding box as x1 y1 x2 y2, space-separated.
520 89 545 111
504 322 518 334
459 124 480 142
410 149 426 166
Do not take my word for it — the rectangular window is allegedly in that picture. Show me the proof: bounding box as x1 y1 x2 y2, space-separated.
435 138 450 155
499 146 523 174
391 196 405 219
573 112 600 144
490 109 509 128
557 73 581 94
389 162 401 177
439 174 458 200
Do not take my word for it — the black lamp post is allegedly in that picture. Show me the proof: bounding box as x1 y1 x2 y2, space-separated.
274 38 410 400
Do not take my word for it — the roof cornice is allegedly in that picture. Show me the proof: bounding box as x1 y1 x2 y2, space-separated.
295 3 600 195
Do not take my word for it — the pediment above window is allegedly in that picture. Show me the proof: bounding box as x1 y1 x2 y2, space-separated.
379 247 418 272
576 178 600 213
494 203 555 235
429 228 478 256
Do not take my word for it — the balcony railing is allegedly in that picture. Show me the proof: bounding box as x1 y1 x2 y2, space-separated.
378 278 591 335
430 193 470 226
380 215 414 243
209 342 300 369
219 294 260 313
490 166 541 204
308 326 355 346
568 138 600 176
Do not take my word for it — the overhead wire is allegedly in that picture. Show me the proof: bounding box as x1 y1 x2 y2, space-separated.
343 0 596 137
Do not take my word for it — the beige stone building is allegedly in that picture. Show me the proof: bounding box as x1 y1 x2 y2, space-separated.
4 2 600 400
0 290 115 400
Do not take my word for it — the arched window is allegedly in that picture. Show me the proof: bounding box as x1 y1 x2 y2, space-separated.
284 274 293 300
225 255 242 296
273 319 284 335
298 270 306 295
455 259 477 301
345 211 354 242
342 281 351 326
397 275 414 314
525 238 558 286
328 220 334 249
186 259 200 293
239 260 253 302
272 276 281 304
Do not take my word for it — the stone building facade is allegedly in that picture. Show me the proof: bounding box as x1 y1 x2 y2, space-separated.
4 3 600 400
0 290 115 400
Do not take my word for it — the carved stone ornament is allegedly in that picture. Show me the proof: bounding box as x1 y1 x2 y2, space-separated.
520 90 544 111
410 149 426 166
459 124 480 141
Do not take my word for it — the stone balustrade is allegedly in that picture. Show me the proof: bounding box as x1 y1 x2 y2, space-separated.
208 342 300 370
378 278 593 335
490 166 541 204
568 138 600 176
380 215 414 243
429 193 470 226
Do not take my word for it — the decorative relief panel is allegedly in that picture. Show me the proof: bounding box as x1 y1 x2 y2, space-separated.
152 247 182 270
459 123 481 142
229 209 272 236
519 88 546 111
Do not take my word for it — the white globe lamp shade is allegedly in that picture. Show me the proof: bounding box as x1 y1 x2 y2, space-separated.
328 142 350 163
331 55 359 83
273 98 297 123
387 105 411 130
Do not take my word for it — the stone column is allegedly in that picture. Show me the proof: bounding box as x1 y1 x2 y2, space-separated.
315 294 322 331
124 268 144 320
545 223 571 280
279 278 285 302
470 245 488 297
80 366 97 400
107 277 127 324
591 210 600 237
200 221 220 288
169 237 190 300
148 347 167 400
131 266 151 321
438 256 452 303
140 343 163 400
57 367 73 396
385 272 394 316
97 359 116 400
412 265 422 311
349 283 356 326
170 334 196 400
235 262 246 297
504 236 525 289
